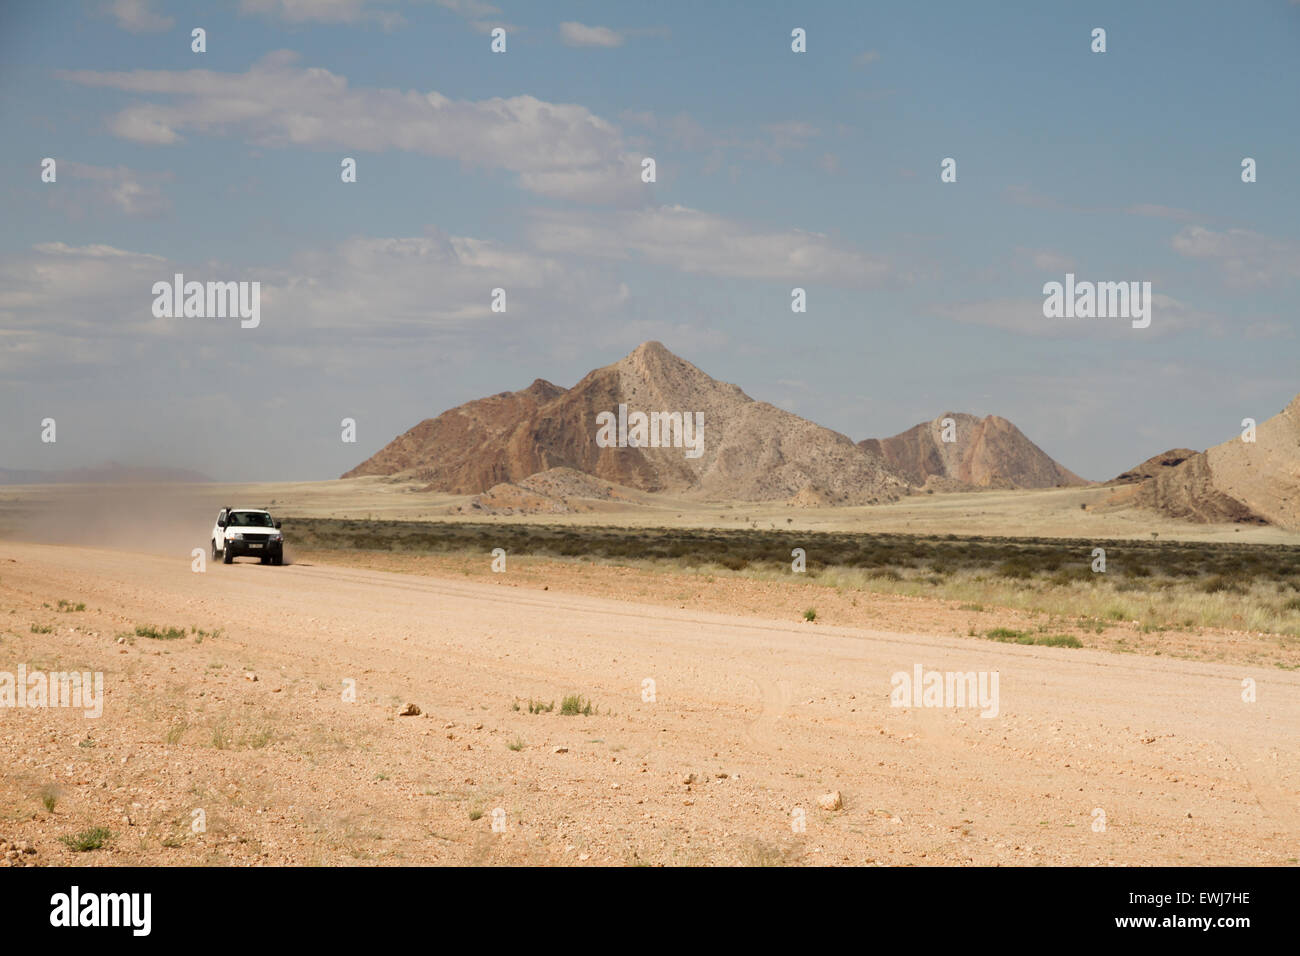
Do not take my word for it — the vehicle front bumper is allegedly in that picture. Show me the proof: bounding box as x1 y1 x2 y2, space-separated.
224 537 283 559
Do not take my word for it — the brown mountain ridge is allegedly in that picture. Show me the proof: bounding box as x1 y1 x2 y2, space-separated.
344 342 908 505
858 412 1086 491
345 342 1299 527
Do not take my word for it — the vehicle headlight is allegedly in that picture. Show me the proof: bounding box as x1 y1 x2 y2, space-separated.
227 532 243 540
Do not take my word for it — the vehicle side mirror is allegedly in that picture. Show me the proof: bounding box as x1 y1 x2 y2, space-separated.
218 520 227 528
274 520 282 529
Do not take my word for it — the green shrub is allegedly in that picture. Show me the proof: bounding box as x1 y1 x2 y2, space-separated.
60 827 114 852
135 624 186 640
560 694 594 716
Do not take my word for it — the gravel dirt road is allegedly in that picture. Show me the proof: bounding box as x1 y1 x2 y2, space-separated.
2 541 1296 865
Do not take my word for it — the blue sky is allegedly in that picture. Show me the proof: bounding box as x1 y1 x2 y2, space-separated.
2 0 1298 482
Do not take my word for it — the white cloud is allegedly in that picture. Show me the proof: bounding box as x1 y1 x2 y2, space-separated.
434 0 510 34
1171 225 1300 287
239 0 404 29
0 231 631 374
1031 251 1072 271
619 109 821 169
107 108 181 144
0 208 892 381
934 292 1208 338
52 161 171 217
0 243 173 373
935 297 1057 335
526 205 893 286
264 231 622 333
435 0 501 17
1126 203 1199 222
762 121 818 151
560 22 624 48
105 0 173 33
62 53 644 204
1014 247 1074 273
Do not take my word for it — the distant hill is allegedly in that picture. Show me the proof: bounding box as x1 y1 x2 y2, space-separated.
344 341 908 504
1109 448 1198 485
0 462 211 485
858 412 1087 490
1135 396 1300 529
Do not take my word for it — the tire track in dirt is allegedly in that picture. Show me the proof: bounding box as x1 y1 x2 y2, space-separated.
742 676 793 752
1214 740 1300 840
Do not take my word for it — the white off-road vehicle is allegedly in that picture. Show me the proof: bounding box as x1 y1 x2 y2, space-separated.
211 507 284 565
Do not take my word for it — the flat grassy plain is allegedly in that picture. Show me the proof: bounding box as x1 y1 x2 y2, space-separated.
287 517 1300 644
4 478 1298 661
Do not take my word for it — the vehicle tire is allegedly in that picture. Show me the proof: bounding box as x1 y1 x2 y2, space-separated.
211 539 220 561
259 555 269 565
222 548 233 565
272 554 283 566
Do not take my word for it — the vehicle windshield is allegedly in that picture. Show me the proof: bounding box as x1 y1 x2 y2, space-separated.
228 511 274 527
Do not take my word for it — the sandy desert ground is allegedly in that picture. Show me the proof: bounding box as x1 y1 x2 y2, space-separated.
2 529 1297 866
